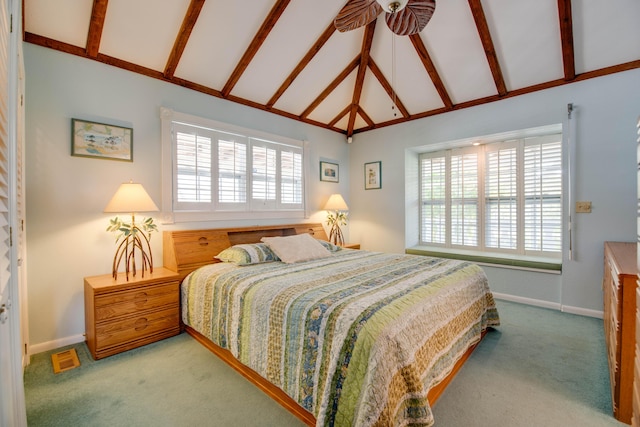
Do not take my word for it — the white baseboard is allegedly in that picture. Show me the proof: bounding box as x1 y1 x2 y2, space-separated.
493 292 561 310
560 305 603 319
492 292 604 319
29 334 85 357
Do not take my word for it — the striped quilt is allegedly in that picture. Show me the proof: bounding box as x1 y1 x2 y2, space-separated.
181 249 500 427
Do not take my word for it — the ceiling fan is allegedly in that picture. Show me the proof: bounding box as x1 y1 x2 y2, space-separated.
334 0 436 36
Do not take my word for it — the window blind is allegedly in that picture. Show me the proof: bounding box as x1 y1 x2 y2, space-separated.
167 115 305 217
251 142 276 207
420 155 446 244
419 133 562 258
523 138 562 252
450 151 478 246
217 137 247 207
485 144 517 250
280 150 302 205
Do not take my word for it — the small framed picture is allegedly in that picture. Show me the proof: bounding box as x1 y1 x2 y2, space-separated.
71 118 133 162
364 161 382 190
320 161 339 183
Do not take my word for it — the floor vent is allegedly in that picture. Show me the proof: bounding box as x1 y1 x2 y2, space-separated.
51 349 80 374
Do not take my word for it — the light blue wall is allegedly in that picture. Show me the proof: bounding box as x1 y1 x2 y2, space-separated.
23 40 640 349
349 68 640 314
24 44 350 350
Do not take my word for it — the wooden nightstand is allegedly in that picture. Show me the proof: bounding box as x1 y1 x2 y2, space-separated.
84 267 181 360
342 243 360 249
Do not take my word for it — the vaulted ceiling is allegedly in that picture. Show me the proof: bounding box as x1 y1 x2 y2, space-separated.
23 0 640 136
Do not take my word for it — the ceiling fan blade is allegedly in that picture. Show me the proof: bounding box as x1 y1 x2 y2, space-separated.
334 0 383 32
385 0 436 36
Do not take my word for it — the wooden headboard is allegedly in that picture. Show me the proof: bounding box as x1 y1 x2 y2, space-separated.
163 223 328 280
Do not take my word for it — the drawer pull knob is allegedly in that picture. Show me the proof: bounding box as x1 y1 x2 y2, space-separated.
134 292 148 306
134 318 148 331
198 237 209 246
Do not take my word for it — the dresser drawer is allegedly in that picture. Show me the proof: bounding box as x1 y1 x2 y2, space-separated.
96 306 179 349
95 282 179 321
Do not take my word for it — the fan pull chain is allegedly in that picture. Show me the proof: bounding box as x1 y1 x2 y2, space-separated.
391 34 397 117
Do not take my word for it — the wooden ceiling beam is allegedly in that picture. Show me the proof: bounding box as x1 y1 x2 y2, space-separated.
467 0 507 96
300 55 361 119
86 0 109 58
368 57 409 118
23 32 345 134
221 0 291 97
353 59 640 134
409 33 453 109
347 20 376 136
328 104 352 128
358 106 375 127
267 22 337 109
557 0 576 81
164 0 206 79
24 27 640 137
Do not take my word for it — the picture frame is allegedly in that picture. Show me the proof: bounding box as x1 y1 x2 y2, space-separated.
71 118 133 162
320 161 339 183
364 161 382 190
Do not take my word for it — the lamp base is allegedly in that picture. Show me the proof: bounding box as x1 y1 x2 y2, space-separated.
329 224 345 247
111 229 154 281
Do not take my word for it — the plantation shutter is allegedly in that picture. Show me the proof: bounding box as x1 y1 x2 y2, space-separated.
420 154 446 244
523 136 562 253
174 123 213 209
450 149 478 246
485 143 518 250
280 148 303 206
250 140 276 209
217 135 248 209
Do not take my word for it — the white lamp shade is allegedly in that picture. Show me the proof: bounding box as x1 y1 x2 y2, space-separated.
104 182 159 213
324 194 349 211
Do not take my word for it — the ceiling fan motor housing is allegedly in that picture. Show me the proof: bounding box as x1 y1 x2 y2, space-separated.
377 0 409 13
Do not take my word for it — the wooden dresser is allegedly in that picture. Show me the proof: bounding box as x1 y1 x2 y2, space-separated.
603 242 637 424
84 267 181 360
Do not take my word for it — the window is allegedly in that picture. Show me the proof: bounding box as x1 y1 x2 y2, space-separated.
161 109 305 222
419 132 562 259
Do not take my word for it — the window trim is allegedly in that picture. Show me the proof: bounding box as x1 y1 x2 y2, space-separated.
160 107 308 223
412 124 564 267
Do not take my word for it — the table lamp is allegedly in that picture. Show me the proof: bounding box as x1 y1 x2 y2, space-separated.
324 193 349 246
104 181 159 280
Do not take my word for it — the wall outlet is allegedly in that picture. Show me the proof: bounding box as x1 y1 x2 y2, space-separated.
575 201 592 213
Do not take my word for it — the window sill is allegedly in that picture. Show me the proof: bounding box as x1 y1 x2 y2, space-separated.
405 246 562 274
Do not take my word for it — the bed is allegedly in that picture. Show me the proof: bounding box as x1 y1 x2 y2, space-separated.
163 223 499 427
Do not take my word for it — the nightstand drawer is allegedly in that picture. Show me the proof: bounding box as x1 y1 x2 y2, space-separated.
95 282 179 321
96 307 179 349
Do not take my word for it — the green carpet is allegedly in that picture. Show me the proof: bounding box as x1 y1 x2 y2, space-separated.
24 300 625 426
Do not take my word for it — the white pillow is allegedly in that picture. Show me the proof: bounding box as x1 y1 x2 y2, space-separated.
261 233 331 263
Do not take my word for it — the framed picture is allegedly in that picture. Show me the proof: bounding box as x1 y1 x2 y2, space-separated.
364 161 382 190
71 118 133 162
320 161 339 183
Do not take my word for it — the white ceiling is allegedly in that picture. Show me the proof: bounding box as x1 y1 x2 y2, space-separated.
23 0 640 135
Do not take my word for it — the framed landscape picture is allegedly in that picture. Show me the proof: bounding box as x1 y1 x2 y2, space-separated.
320 161 339 183
71 118 133 162
364 161 381 190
